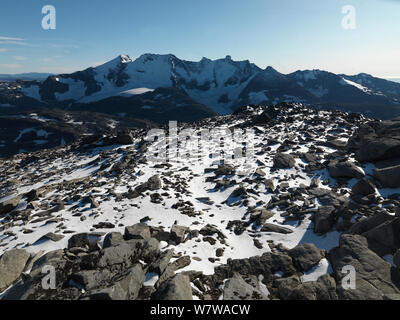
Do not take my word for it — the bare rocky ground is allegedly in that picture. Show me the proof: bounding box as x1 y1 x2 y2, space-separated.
1 102 400 300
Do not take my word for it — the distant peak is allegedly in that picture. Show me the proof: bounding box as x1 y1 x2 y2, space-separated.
358 73 372 78
119 54 132 63
265 66 278 73
136 53 178 62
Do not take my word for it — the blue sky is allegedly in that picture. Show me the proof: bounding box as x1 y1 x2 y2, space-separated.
0 0 399 77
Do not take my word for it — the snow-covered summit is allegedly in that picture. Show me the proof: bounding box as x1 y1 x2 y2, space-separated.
6 53 400 118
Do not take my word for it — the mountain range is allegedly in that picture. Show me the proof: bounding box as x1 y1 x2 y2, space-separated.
0 73 53 82
1 54 400 122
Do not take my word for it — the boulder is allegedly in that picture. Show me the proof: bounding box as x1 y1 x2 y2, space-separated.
308 189 349 208
314 206 335 234
149 249 174 275
68 233 90 249
328 160 364 179
223 273 268 300
213 251 297 284
273 153 296 169
351 178 376 196
152 274 193 300
329 234 400 299
97 241 142 270
250 209 274 225
276 274 337 300
141 238 160 263
288 243 325 272
215 164 235 176
115 131 134 145
114 264 145 300
103 232 124 248
261 223 293 234
361 217 400 256
170 225 189 244
232 186 247 198
72 269 113 291
135 175 162 193
124 224 151 240
0 249 30 292
348 211 395 235
349 119 400 162
2 250 72 300
374 164 400 188
77 264 145 300
356 137 400 162
0 195 21 216
36 232 65 243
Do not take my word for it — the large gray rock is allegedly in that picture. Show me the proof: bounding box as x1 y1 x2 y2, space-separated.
261 223 293 234
30 249 67 277
115 131 134 145
113 264 145 300
141 238 160 263
215 164 235 176
223 273 268 300
349 118 400 162
273 153 296 169
68 233 90 249
97 241 143 269
103 232 124 248
79 263 145 300
351 178 376 196
314 206 335 234
124 224 151 240
276 274 337 300
135 175 162 193
2 250 74 300
213 251 296 284
288 243 325 272
250 209 274 225
329 234 400 299
152 274 193 300
374 164 400 188
348 211 395 235
359 138 400 162
36 232 65 243
361 217 400 256
170 225 189 244
149 249 174 275
0 249 30 292
0 195 21 216
72 269 113 291
328 160 364 179
308 188 349 208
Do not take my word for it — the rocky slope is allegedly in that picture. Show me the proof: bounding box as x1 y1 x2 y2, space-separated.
1 103 400 300
0 108 154 158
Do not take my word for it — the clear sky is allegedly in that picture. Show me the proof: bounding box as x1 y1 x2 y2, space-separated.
0 0 399 78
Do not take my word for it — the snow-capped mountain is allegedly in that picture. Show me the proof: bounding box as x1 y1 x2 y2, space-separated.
340 73 400 102
288 69 400 105
20 54 261 115
3 54 400 120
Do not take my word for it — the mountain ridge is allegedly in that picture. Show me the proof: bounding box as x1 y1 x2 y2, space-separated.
1 53 400 120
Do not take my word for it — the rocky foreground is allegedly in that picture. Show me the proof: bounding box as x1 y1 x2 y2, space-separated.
1 103 400 300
